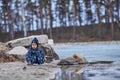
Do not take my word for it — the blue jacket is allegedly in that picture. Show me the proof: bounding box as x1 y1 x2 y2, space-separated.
26 38 45 64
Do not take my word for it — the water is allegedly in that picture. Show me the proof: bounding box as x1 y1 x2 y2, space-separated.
53 42 120 80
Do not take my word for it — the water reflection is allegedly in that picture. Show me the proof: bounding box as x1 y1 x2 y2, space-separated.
55 62 120 80
55 65 86 80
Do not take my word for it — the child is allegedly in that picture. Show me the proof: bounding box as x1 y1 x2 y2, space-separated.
26 37 45 65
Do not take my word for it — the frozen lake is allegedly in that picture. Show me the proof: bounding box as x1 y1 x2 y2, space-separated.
54 42 120 62
54 42 120 80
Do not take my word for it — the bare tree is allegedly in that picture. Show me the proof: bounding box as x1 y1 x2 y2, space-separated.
96 0 103 38
108 0 114 39
72 0 78 42
48 0 53 39
102 0 115 39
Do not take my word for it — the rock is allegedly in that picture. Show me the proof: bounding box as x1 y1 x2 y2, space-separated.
0 42 24 62
40 44 59 63
6 35 48 48
7 46 28 61
7 46 28 55
48 39 54 46
73 54 87 63
6 43 59 63
5 35 59 63
58 54 87 65
0 42 9 54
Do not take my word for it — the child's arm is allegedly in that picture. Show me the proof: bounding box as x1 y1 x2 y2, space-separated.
26 50 31 63
37 48 45 64
40 49 45 58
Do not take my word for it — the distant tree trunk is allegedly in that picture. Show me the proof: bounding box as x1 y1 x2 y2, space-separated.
36 19 39 30
105 8 109 23
73 1 77 42
0 26 3 41
45 6 48 34
9 24 14 40
65 2 69 26
3 12 7 32
78 8 82 26
108 1 114 39
97 0 102 38
40 7 43 34
28 17 31 31
116 0 120 28
21 0 27 37
48 0 53 39
68 10 71 26
2 0 7 32
8 12 14 40
116 0 119 21
35 2 39 30
32 12 34 30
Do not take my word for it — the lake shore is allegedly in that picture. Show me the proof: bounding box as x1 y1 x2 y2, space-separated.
0 41 120 80
0 62 60 80
54 41 120 45
0 61 120 80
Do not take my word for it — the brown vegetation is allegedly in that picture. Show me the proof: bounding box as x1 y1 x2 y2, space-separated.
1 23 120 43
0 42 23 62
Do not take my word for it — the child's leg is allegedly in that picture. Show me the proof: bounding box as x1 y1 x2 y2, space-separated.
37 57 44 64
31 56 37 64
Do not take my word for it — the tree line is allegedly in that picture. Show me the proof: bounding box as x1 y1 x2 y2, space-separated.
0 0 120 40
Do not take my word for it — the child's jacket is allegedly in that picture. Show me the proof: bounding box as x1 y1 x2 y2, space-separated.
26 38 45 64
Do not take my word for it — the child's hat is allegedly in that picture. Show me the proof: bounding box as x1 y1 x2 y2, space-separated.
31 37 39 46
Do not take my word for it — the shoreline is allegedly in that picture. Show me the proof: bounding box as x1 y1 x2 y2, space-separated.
0 61 119 80
0 62 60 80
0 40 120 80
54 40 120 45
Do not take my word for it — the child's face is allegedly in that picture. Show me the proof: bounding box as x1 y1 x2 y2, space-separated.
32 43 37 49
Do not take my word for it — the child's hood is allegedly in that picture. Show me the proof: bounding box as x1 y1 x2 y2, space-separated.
31 37 39 47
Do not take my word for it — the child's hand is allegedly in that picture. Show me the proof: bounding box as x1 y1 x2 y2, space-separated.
44 58 47 62
27 61 31 65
